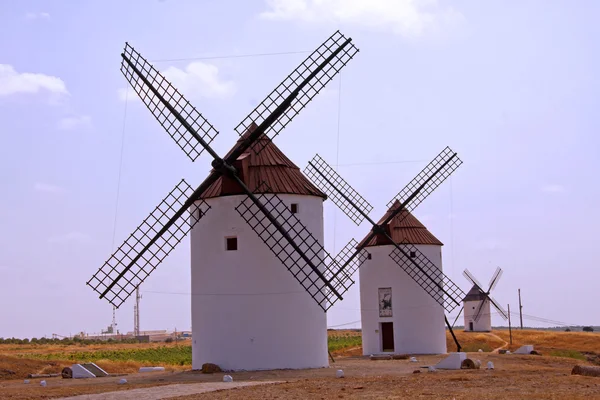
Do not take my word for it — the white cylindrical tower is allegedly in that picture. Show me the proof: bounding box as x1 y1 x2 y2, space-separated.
189 133 329 371
358 205 447 355
463 290 492 332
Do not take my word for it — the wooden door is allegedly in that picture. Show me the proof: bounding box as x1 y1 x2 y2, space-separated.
381 322 394 352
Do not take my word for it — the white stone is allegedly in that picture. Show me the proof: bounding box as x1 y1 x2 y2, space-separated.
506 350 511 354
434 352 467 370
118 378 127 384
40 380 46 387
223 375 233 382
478 349 483 352
360 243 447 355
71 364 96 379
410 357 418 362
487 361 494 369
336 369 344 378
23 380 30 384
191 194 328 371
139 367 165 372
515 345 534 354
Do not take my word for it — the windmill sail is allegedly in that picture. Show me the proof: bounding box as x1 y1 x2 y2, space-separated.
120 43 220 162
235 30 358 151
87 180 210 307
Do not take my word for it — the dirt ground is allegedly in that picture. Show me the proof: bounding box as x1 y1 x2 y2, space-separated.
1 353 599 399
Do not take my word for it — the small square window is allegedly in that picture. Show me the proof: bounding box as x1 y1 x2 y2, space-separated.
290 203 299 214
409 251 416 258
367 253 372 260
226 237 237 251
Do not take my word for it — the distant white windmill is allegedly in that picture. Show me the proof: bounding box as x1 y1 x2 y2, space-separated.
463 267 508 332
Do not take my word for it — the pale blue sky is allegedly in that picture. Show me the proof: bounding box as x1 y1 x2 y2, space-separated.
1 0 598 338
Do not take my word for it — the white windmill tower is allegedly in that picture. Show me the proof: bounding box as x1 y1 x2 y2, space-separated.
190 130 330 371
86 31 360 371
304 148 466 355
463 267 508 332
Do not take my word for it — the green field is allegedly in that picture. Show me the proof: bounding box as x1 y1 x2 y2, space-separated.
11 335 363 366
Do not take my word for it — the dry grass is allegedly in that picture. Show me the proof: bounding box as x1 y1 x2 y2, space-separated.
492 329 600 353
2 329 600 400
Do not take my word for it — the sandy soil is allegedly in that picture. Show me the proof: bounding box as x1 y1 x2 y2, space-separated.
1 353 599 400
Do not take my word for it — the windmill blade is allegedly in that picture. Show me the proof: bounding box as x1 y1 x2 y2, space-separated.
488 295 509 320
121 43 220 162
304 154 373 225
87 180 210 308
487 266 503 292
463 268 485 292
332 239 370 281
235 183 355 311
235 30 358 152
473 298 488 322
385 147 462 222
389 243 466 313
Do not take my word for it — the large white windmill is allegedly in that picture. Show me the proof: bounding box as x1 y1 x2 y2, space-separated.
463 267 508 332
87 31 360 371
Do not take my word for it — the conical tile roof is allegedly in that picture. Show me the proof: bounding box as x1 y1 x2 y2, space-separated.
198 123 326 199
463 285 487 302
358 200 442 247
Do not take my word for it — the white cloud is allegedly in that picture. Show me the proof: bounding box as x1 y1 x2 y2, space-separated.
118 61 235 102
58 115 92 130
34 182 64 194
541 184 565 193
0 64 68 97
259 0 464 38
25 12 51 20
48 231 91 244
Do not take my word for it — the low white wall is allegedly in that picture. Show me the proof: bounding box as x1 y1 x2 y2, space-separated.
190 194 328 371
359 244 447 355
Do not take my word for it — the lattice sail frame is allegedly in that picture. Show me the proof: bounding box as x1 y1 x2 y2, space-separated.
121 43 219 162
305 154 373 225
235 183 357 311
389 243 465 312
87 180 210 308
235 30 358 152
387 146 462 216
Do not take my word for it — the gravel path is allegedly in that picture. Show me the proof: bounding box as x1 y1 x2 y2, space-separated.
57 381 281 400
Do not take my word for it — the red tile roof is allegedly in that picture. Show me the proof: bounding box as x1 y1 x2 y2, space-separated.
358 200 443 247
198 124 326 199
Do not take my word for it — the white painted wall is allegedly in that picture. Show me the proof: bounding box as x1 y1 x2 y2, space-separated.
190 194 328 371
463 299 492 332
359 244 447 355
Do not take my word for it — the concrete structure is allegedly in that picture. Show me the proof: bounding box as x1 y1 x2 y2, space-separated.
515 345 535 354
434 352 467 370
190 132 329 371
463 287 492 332
71 364 97 379
359 204 447 355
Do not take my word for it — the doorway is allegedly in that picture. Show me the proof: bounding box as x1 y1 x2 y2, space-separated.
381 322 394 352
469 321 474 331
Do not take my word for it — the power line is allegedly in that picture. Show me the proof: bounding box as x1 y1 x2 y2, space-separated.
336 160 427 167
150 50 311 63
332 73 343 253
143 289 306 296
